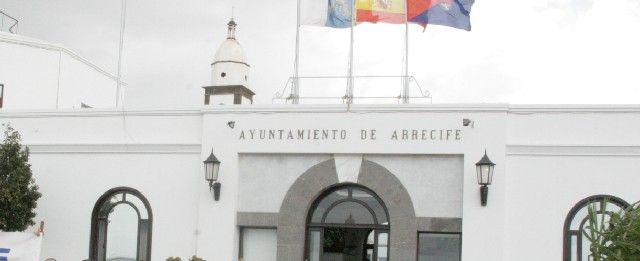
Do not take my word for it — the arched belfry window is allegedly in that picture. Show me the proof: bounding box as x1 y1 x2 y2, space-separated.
89 187 153 261
306 185 390 261
563 195 629 261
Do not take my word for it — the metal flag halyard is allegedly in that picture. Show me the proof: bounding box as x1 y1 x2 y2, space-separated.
293 0 302 104
346 0 356 105
115 0 127 108
402 0 410 104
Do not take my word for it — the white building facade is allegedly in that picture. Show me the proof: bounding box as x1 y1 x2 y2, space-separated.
2 104 640 261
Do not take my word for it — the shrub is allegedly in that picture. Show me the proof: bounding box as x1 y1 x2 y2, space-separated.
586 200 640 260
0 124 41 231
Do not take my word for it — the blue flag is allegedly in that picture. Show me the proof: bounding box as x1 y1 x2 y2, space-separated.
410 0 474 31
326 0 354 28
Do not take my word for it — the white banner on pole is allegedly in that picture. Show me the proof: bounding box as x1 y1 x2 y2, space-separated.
0 232 42 261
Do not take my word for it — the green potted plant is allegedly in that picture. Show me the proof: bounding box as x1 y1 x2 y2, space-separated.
585 200 640 260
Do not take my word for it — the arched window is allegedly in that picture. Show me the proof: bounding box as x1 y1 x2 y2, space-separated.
306 185 389 261
563 195 629 261
89 187 153 261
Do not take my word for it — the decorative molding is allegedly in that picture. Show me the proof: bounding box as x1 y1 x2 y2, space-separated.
237 212 278 228
416 217 462 233
3 104 640 118
211 60 251 67
203 104 511 114
507 144 640 156
334 154 362 183
0 109 203 118
25 143 201 154
509 104 640 113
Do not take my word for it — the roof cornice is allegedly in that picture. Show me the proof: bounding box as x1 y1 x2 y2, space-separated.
2 104 640 118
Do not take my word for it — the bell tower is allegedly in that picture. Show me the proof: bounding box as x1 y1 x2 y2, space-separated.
204 18 254 105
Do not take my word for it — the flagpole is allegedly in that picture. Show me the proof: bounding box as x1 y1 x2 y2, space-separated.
293 0 301 104
116 0 127 108
402 0 409 104
346 0 355 105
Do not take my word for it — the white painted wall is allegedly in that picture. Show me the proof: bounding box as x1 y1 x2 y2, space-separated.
212 62 249 87
1 110 202 260
503 107 640 261
238 154 331 213
1 104 639 261
28 153 201 260
0 32 119 110
366 155 464 218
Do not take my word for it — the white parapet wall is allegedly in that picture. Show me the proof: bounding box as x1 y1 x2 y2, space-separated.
0 31 122 110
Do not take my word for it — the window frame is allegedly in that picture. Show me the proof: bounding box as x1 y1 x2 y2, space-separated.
562 194 629 261
89 187 153 261
308 185 389 228
305 184 391 261
238 226 278 261
0 83 4 108
416 231 462 261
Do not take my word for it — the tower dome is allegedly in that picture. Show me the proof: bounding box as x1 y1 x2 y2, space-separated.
213 22 248 65
213 39 247 64
210 18 250 87
204 18 254 106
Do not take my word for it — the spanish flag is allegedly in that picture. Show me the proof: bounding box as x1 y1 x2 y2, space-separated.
356 0 406 24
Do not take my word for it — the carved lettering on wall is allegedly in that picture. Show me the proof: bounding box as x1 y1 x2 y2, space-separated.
238 129 462 141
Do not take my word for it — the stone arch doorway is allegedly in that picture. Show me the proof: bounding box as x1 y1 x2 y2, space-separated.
306 184 390 261
277 158 417 260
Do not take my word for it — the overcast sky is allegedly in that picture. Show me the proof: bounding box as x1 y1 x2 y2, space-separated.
2 0 639 108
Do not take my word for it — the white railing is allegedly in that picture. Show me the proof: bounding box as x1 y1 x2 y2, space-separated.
0 11 19 34
273 76 432 105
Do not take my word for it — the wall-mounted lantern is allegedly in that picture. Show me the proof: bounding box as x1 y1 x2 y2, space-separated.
475 150 495 206
203 151 221 201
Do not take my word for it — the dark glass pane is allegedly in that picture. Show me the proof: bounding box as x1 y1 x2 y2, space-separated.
352 188 388 225
377 232 388 261
321 228 371 261
138 219 150 261
106 204 138 261
311 189 349 223
418 233 461 261
324 201 374 224
308 230 321 261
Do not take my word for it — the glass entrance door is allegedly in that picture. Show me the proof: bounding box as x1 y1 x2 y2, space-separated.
308 228 388 261
306 185 390 261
